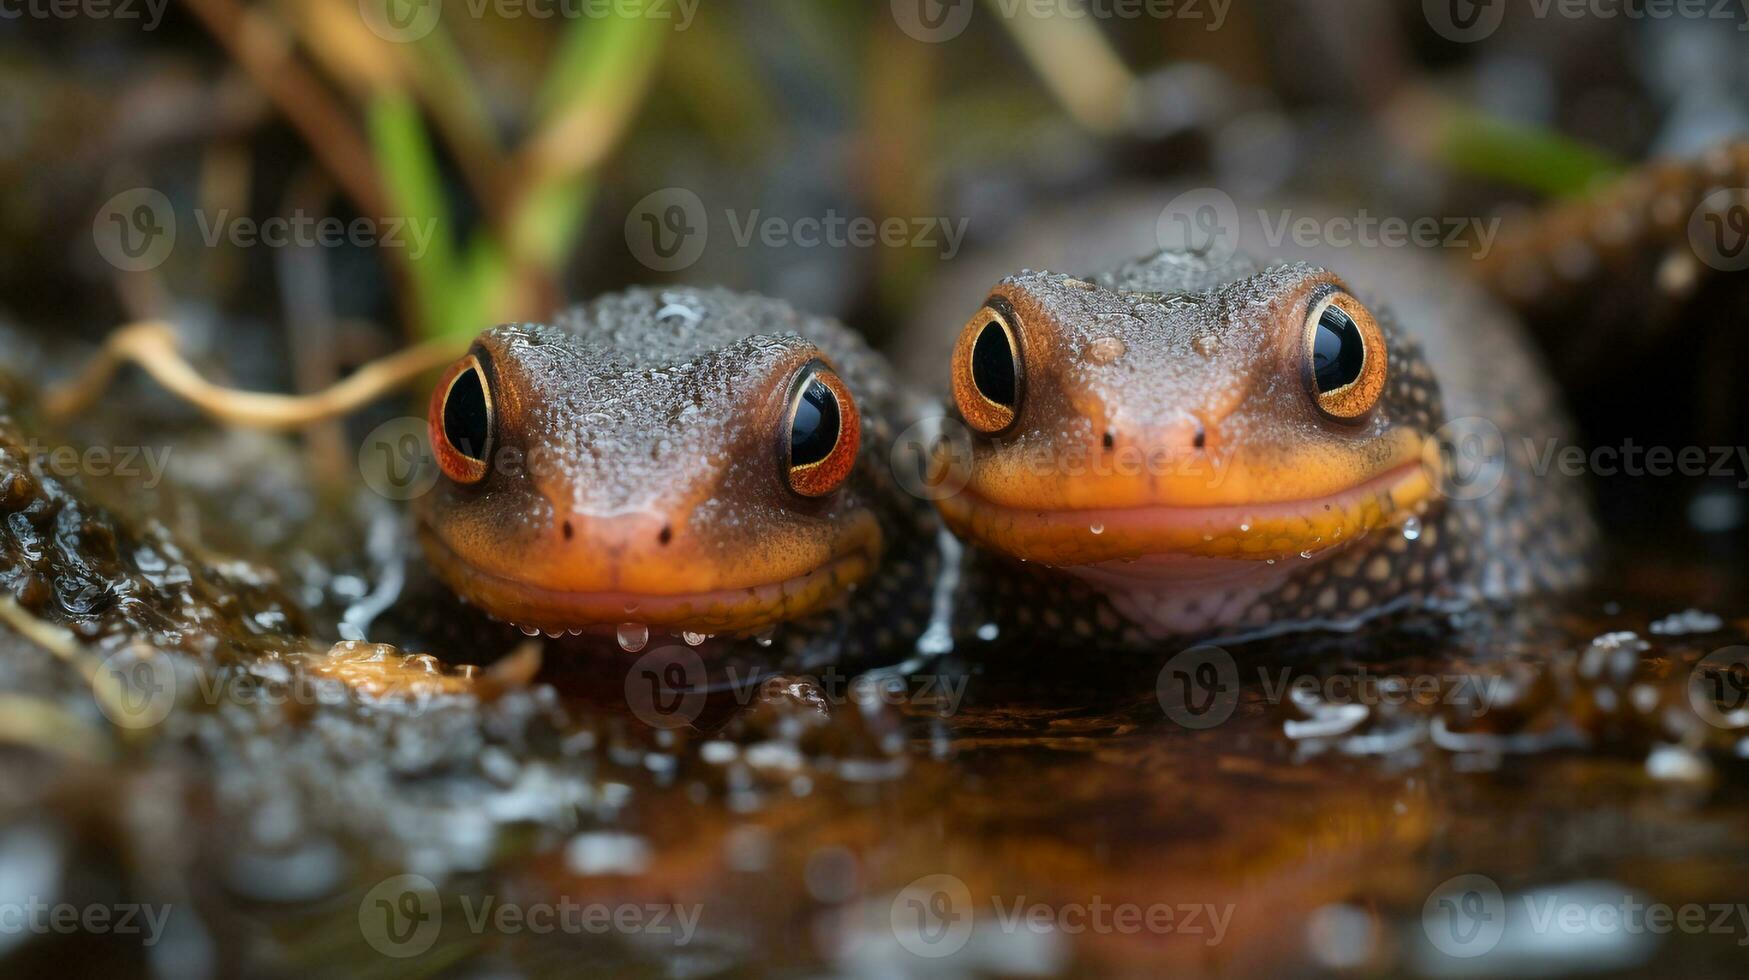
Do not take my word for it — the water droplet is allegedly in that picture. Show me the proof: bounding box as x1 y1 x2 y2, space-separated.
682 631 708 647
1402 517 1422 541
1089 524 1105 535
518 625 540 637
617 623 649 652
1266 558 1276 565
976 622 1000 641
1239 523 1251 533
1299 550 1314 560
754 629 776 648
1086 336 1126 364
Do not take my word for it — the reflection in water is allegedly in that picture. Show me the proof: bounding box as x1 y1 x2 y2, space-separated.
1 400 1748 977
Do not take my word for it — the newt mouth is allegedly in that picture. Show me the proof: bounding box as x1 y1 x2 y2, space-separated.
415 520 881 636
935 458 1436 566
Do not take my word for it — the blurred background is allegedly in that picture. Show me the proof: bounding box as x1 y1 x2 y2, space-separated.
5 1 1749 977
9 0 1749 533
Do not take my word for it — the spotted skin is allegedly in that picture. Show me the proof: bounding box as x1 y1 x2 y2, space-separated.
943 246 1598 650
415 287 940 664
1474 141 1749 317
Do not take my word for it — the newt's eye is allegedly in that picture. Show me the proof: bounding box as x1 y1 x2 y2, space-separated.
785 361 860 498
1303 290 1387 421
952 301 1025 434
429 353 494 484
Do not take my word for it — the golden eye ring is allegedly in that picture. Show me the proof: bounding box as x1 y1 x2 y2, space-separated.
1302 290 1387 422
429 352 494 485
784 361 860 498
952 299 1025 435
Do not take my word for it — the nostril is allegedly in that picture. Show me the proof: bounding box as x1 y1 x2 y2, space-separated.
1192 423 1207 450
561 520 574 540
658 524 673 546
1102 429 1116 451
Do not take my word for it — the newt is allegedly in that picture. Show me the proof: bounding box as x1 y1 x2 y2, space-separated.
413 286 939 658
932 240 1599 648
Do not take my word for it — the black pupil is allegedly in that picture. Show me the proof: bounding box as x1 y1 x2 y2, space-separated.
971 320 1017 408
1311 304 1366 393
443 366 490 461
790 378 840 468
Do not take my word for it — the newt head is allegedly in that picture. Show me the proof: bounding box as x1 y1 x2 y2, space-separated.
936 254 1445 572
414 293 881 637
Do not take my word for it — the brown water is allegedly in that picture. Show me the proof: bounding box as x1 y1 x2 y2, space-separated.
2 384 1748 979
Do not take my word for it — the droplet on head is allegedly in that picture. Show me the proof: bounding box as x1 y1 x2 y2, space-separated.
682 631 708 647
1086 336 1126 364
1192 333 1218 357
1402 516 1422 541
976 622 1000 641
1089 524 1105 535
617 623 649 652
